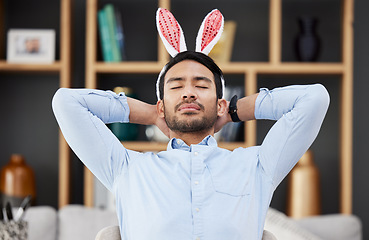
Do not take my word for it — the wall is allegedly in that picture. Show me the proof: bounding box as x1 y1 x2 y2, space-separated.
0 0 367 238
353 0 369 239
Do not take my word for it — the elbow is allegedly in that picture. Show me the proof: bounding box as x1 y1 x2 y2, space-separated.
309 84 330 114
52 88 73 115
317 84 330 109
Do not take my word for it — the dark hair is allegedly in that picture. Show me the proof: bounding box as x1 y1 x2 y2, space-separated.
159 51 224 100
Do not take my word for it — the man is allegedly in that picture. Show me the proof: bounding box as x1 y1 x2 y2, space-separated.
52 50 329 240
52 8 329 240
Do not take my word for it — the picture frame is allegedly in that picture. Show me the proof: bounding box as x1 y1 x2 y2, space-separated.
7 29 55 64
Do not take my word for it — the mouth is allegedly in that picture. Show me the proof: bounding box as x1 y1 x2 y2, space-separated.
178 103 201 112
176 102 203 113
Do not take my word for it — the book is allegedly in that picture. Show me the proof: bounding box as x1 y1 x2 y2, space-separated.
208 21 237 62
114 8 126 61
104 4 122 62
98 9 113 61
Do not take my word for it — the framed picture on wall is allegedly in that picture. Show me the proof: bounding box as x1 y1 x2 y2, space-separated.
6 29 55 64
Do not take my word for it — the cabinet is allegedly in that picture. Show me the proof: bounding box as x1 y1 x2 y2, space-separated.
0 0 72 208
78 0 353 214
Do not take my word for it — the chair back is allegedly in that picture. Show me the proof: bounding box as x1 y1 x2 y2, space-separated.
95 226 277 240
95 226 121 240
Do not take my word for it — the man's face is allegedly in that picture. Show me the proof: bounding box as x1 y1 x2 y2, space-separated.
159 60 219 133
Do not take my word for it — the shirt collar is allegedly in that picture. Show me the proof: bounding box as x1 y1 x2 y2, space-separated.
167 135 218 151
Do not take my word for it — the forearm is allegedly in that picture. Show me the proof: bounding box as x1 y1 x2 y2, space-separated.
257 84 330 187
127 97 157 125
52 88 130 124
221 93 259 127
52 88 157 126
255 84 329 121
52 88 130 190
236 93 259 122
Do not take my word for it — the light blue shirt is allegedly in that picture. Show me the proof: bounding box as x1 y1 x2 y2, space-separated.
52 84 329 240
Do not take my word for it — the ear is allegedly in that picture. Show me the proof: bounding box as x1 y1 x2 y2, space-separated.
156 8 187 57
195 9 224 55
217 98 228 117
156 99 165 118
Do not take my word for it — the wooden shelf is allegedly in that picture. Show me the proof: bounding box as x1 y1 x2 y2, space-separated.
219 62 344 75
81 0 354 215
0 60 62 72
122 141 168 152
93 61 345 75
122 141 249 152
0 61 343 75
1 0 73 208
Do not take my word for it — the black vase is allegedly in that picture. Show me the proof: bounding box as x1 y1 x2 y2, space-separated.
295 16 321 62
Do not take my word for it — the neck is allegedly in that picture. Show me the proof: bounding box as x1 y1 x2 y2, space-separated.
169 128 215 146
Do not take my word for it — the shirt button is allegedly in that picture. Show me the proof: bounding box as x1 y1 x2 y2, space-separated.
176 140 181 144
196 237 200 240
194 152 198 156
194 181 199 185
195 208 200 212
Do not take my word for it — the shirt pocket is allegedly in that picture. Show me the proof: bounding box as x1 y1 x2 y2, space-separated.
205 162 254 197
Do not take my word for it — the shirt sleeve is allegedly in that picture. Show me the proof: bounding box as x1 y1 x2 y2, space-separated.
254 84 330 188
52 88 131 191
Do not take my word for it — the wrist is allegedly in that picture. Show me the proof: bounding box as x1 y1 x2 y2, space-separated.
127 97 158 125
150 104 159 125
228 95 241 122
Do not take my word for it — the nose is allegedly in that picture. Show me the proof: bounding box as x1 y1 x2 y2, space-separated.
181 85 197 100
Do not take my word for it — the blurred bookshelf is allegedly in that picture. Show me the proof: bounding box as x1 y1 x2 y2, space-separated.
80 0 354 216
0 0 73 208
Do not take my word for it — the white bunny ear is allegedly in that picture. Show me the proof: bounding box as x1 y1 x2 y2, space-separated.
195 9 224 55
156 8 187 57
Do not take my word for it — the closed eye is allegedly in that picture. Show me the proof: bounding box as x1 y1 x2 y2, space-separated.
170 86 182 90
196 86 208 89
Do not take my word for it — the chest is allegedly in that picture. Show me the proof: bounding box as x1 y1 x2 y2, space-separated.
119 147 261 207
115 147 270 240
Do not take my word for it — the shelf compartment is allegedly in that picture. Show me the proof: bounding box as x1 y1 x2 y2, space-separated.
255 63 344 75
94 61 164 73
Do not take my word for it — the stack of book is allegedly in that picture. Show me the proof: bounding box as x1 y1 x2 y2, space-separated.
98 4 126 62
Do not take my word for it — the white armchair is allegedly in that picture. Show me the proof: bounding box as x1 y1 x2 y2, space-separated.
95 226 278 240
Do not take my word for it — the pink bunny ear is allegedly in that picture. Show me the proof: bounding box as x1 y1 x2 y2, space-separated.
195 9 224 55
156 8 187 57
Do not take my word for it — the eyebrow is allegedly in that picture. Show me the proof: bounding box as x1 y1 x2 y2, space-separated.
166 76 213 84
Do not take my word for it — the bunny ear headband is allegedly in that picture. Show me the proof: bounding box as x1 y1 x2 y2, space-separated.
156 8 225 100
